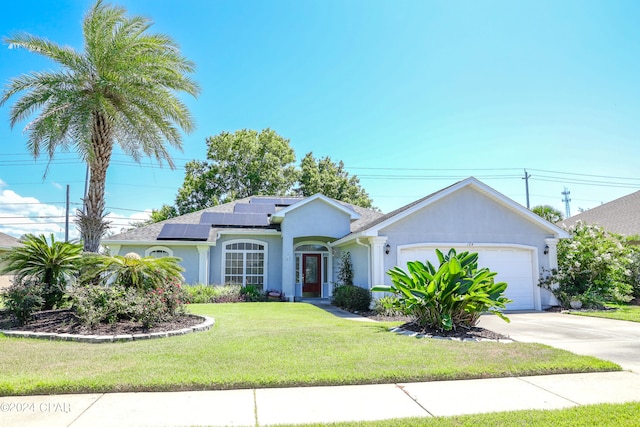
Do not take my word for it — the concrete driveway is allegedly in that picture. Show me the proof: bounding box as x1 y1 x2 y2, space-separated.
478 312 640 372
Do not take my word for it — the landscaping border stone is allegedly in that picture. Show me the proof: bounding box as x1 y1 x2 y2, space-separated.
0 316 215 343
388 326 514 343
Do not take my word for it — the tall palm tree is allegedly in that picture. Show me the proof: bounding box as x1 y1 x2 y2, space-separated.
0 0 200 252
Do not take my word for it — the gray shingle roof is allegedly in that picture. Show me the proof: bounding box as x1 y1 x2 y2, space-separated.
0 232 20 250
105 196 385 243
559 190 640 236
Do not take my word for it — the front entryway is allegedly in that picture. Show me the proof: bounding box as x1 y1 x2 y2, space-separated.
302 254 321 297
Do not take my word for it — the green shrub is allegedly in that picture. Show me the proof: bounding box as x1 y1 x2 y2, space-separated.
71 279 187 328
1 280 47 325
332 284 371 311
183 284 245 303
626 250 640 299
240 284 265 302
373 249 511 332
71 283 130 326
212 285 244 303
373 295 403 317
183 284 218 303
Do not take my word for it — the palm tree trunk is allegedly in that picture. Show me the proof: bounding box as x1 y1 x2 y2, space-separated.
80 111 113 252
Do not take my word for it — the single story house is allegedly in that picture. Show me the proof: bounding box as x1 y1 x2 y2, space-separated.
103 177 570 310
560 190 640 238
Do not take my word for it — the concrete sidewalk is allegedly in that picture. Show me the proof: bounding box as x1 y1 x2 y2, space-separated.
1 371 639 427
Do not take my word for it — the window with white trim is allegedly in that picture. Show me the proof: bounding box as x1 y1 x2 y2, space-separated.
145 246 173 258
224 241 266 289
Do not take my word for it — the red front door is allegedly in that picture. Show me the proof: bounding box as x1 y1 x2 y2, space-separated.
302 254 322 297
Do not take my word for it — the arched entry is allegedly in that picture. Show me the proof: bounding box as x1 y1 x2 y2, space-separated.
294 242 330 298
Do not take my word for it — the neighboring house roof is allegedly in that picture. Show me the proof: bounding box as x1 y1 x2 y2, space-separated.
559 190 640 236
334 176 570 245
0 232 20 250
105 195 384 245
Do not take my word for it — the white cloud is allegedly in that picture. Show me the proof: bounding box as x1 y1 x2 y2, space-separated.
0 188 70 239
104 209 151 236
0 187 150 241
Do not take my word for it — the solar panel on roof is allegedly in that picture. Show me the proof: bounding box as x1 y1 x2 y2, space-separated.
200 212 270 227
157 224 211 241
234 203 276 214
250 197 300 206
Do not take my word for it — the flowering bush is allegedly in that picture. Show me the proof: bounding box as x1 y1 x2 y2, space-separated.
72 279 187 328
541 221 632 308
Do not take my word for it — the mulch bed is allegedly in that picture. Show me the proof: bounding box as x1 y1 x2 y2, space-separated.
0 309 203 335
355 310 510 340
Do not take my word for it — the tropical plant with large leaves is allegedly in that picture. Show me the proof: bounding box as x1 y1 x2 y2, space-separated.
80 252 184 291
0 0 199 252
372 249 511 331
0 234 83 309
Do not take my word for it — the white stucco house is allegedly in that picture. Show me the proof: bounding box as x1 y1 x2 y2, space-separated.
103 177 570 310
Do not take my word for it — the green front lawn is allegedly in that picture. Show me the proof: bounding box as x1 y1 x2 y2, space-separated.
0 303 619 396
570 304 640 322
272 402 640 427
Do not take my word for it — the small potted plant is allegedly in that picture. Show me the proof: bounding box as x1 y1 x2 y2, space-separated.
266 290 284 301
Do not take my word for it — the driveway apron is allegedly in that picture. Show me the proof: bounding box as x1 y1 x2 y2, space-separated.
479 312 640 372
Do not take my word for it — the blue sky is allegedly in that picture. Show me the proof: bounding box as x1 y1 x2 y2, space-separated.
1 0 640 239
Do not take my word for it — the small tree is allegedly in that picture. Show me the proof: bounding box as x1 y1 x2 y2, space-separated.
337 251 354 286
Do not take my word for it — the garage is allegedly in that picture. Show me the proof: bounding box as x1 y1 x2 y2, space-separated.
397 245 538 311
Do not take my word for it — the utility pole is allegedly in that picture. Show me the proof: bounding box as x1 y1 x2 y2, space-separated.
522 169 531 209
561 187 571 219
65 185 70 242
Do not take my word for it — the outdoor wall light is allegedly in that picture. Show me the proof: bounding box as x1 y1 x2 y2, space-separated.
544 244 549 255
385 243 391 255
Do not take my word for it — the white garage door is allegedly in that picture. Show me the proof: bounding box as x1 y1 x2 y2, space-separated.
397 246 536 311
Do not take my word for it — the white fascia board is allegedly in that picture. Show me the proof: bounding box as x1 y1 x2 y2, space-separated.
271 193 361 221
330 230 377 247
215 229 281 236
102 239 217 247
